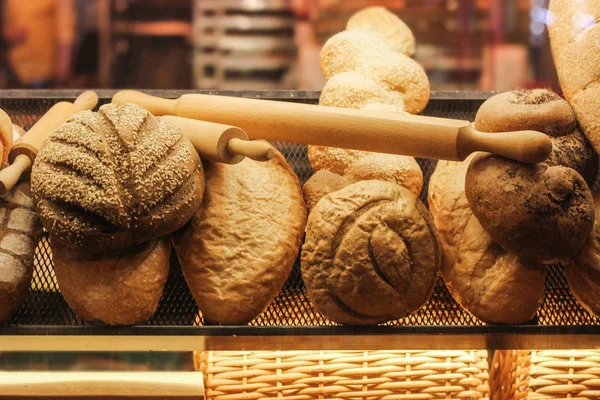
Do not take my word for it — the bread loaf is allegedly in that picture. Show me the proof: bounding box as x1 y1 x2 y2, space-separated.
0 108 14 165
302 180 440 325
346 6 415 56
174 150 306 325
0 182 42 324
466 90 596 263
548 0 600 153
31 103 204 253
428 158 546 324
565 194 600 317
52 237 170 325
302 170 350 214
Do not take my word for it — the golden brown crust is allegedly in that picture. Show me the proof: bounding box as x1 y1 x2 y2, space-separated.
173 150 306 325
466 154 594 263
0 182 42 324
320 30 429 114
0 109 13 165
428 158 546 324
566 193 600 316
302 170 350 214
51 236 170 326
548 0 600 153
346 6 415 56
301 180 440 325
31 103 204 253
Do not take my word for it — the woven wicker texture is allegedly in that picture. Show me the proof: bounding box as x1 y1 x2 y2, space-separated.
195 350 490 400
491 350 600 400
0 93 598 328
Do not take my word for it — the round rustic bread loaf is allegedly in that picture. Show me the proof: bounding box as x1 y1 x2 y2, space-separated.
475 89 598 184
301 180 440 325
0 182 42 324
466 154 594 263
428 158 546 324
565 193 600 317
31 103 204 253
52 236 170 326
302 170 351 214
346 6 415 56
174 149 306 325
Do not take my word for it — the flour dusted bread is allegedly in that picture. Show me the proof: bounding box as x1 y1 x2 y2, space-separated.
565 194 600 317
346 6 415 56
548 0 600 153
31 103 204 253
428 158 545 324
52 237 170 326
174 149 306 325
302 180 440 325
0 182 42 324
467 90 596 263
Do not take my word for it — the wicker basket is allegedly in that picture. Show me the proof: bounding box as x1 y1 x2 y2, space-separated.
195 350 490 399
491 350 600 399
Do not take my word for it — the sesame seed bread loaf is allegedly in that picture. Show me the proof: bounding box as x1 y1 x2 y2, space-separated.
51 236 170 326
0 181 42 324
301 180 440 325
173 149 306 325
31 103 204 253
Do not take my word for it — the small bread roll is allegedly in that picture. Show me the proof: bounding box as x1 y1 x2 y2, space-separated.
319 71 405 112
344 153 423 196
428 158 546 324
466 154 594 263
0 109 14 165
174 150 306 325
52 237 170 326
302 170 350 214
346 6 415 56
302 180 440 325
565 193 600 317
0 182 42 324
320 30 429 114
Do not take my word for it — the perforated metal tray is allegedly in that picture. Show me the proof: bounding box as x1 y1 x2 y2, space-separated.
0 90 598 351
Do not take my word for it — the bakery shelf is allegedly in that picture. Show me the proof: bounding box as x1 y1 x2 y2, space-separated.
0 90 598 352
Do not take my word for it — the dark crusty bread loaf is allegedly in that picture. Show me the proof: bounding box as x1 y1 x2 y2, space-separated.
302 180 440 325
52 236 170 326
31 103 204 253
0 182 42 324
174 149 306 325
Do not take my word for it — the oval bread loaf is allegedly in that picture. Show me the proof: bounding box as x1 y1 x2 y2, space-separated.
31 103 204 253
0 182 42 324
52 236 170 326
174 149 306 325
302 180 440 325
428 158 546 324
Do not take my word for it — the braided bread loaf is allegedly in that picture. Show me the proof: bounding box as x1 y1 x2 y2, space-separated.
309 7 428 197
31 103 204 253
548 0 600 153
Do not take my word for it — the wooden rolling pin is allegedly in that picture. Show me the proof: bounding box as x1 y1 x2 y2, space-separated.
113 90 552 164
0 91 99 194
0 371 204 397
163 116 274 164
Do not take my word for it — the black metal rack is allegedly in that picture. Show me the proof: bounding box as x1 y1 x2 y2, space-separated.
0 90 598 351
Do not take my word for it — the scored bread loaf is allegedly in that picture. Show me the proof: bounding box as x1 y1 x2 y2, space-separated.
302 180 440 325
0 182 42 324
174 149 306 325
31 103 204 253
548 0 600 153
51 237 170 326
428 157 546 324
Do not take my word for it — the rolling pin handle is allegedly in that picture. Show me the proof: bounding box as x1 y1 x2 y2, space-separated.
227 139 274 162
0 154 32 195
73 91 99 112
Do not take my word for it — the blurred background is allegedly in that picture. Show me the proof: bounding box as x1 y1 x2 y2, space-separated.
0 0 557 92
